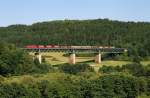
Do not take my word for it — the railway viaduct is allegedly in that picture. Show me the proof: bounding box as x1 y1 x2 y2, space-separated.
23 47 127 64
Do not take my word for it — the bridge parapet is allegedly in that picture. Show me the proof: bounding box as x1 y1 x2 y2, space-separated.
22 47 127 53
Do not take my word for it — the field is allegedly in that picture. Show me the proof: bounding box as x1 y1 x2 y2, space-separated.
30 52 93 65
29 52 150 66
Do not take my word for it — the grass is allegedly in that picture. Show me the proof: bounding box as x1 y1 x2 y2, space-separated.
141 61 150 66
1 72 82 85
88 60 132 66
29 52 150 66
29 52 133 72
87 60 132 72
29 52 93 65
137 95 150 98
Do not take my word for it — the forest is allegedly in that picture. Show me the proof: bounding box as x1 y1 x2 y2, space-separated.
0 19 150 98
0 19 150 58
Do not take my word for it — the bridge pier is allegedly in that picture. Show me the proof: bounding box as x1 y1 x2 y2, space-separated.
69 53 76 64
34 52 42 64
95 53 101 64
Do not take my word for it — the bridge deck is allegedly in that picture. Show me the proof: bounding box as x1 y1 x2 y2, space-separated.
22 48 127 53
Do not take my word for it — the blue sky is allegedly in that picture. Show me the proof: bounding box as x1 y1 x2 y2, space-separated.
0 0 150 26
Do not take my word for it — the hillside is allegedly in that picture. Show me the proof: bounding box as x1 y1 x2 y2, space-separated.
0 19 150 98
0 19 150 57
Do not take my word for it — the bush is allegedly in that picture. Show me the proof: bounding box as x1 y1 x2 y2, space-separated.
59 63 94 74
99 63 147 77
144 65 150 77
91 74 146 98
0 45 35 75
0 42 51 75
146 77 150 95
0 75 5 83
38 80 79 98
30 63 53 74
99 65 121 73
132 56 141 63
122 63 145 76
0 83 41 98
0 74 149 98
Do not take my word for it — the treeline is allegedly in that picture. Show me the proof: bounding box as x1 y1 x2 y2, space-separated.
0 19 150 58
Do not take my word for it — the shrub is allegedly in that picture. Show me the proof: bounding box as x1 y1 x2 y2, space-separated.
122 63 145 76
99 65 121 73
30 63 53 74
146 77 150 95
0 48 35 75
0 83 41 98
132 56 141 63
144 64 150 77
38 80 79 98
99 63 147 77
0 42 52 75
59 63 94 74
91 74 146 98
0 75 5 83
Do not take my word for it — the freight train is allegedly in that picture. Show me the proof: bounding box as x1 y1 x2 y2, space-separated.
25 45 115 49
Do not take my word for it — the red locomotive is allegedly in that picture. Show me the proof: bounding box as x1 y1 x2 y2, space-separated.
25 45 37 48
